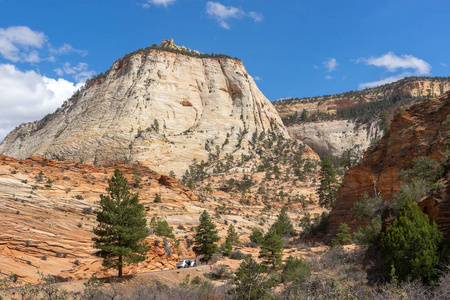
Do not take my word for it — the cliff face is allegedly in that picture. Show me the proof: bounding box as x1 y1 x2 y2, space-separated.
327 92 450 238
287 120 381 157
274 77 450 157
0 45 288 175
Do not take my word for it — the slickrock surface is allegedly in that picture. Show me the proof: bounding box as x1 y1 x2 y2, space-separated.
0 45 287 176
0 155 194 283
0 154 323 283
326 92 450 239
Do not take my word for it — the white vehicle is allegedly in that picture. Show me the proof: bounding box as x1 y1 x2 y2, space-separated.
176 259 196 268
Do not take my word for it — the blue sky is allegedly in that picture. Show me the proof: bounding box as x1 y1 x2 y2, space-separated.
0 0 449 139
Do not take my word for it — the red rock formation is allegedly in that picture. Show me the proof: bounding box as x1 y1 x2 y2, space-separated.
327 92 450 239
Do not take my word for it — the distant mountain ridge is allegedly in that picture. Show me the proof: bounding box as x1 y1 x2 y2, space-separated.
273 77 450 157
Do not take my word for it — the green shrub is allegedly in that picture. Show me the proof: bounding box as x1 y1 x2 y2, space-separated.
281 256 311 283
353 215 382 245
331 223 352 247
381 197 446 284
154 193 162 203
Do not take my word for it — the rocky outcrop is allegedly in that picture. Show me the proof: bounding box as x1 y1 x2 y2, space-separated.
0 42 288 175
326 92 450 238
419 169 450 240
287 120 381 157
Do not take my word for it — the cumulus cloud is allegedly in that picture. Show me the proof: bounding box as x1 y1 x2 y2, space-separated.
49 43 88 57
0 26 47 62
0 26 89 64
0 64 83 140
248 11 263 23
357 52 432 89
142 0 176 8
54 62 96 82
323 58 338 72
357 52 431 75
206 2 245 29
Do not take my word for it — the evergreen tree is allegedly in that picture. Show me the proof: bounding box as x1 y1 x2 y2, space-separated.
93 169 149 277
331 223 352 247
259 226 284 270
193 210 220 262
232 256 275 300
272 206 294 236
317 156 339 208
154 193 162 203
249 228 264 245
341 148 359 171
222 238 232 257
381 197 446 284
380 109 391 135
226 224 239 244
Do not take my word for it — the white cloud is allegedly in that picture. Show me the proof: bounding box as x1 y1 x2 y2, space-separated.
143 0 176 8
358 73 412 90
323 58 338 72
0 26 47 62
253 76 262 81
357 52 432 89
248 11 263 23
325 75 333 80
54 62 96 82
49 43 88 57
313 65 319 70
0 64 83 140
441 63 447 67
206 2 245 29
357 52 431 75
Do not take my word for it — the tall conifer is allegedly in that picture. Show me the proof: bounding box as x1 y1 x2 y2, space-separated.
93 169 149 277
193 210 220 262
317 156 338 208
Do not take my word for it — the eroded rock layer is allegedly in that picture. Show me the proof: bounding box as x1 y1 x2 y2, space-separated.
0 47 287 175
327 92 450 238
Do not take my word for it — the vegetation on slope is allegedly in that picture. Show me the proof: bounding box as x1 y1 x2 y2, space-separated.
180 130 319 210
278 76 450 126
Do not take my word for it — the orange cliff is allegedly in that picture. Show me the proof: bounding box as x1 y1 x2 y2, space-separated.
326 92 450 240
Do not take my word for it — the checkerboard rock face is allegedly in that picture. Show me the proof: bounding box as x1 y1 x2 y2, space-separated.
0 48 288 175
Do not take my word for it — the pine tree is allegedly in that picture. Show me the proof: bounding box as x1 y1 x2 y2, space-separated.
331 223 352 247
193 210 220 262
259 226 284 270
381 197 445 284
317 156 338 208
249 228 264 245
232 256 275 300
93 169 149 277
226 224 239 244
222 238 232 257
272 206 294 236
